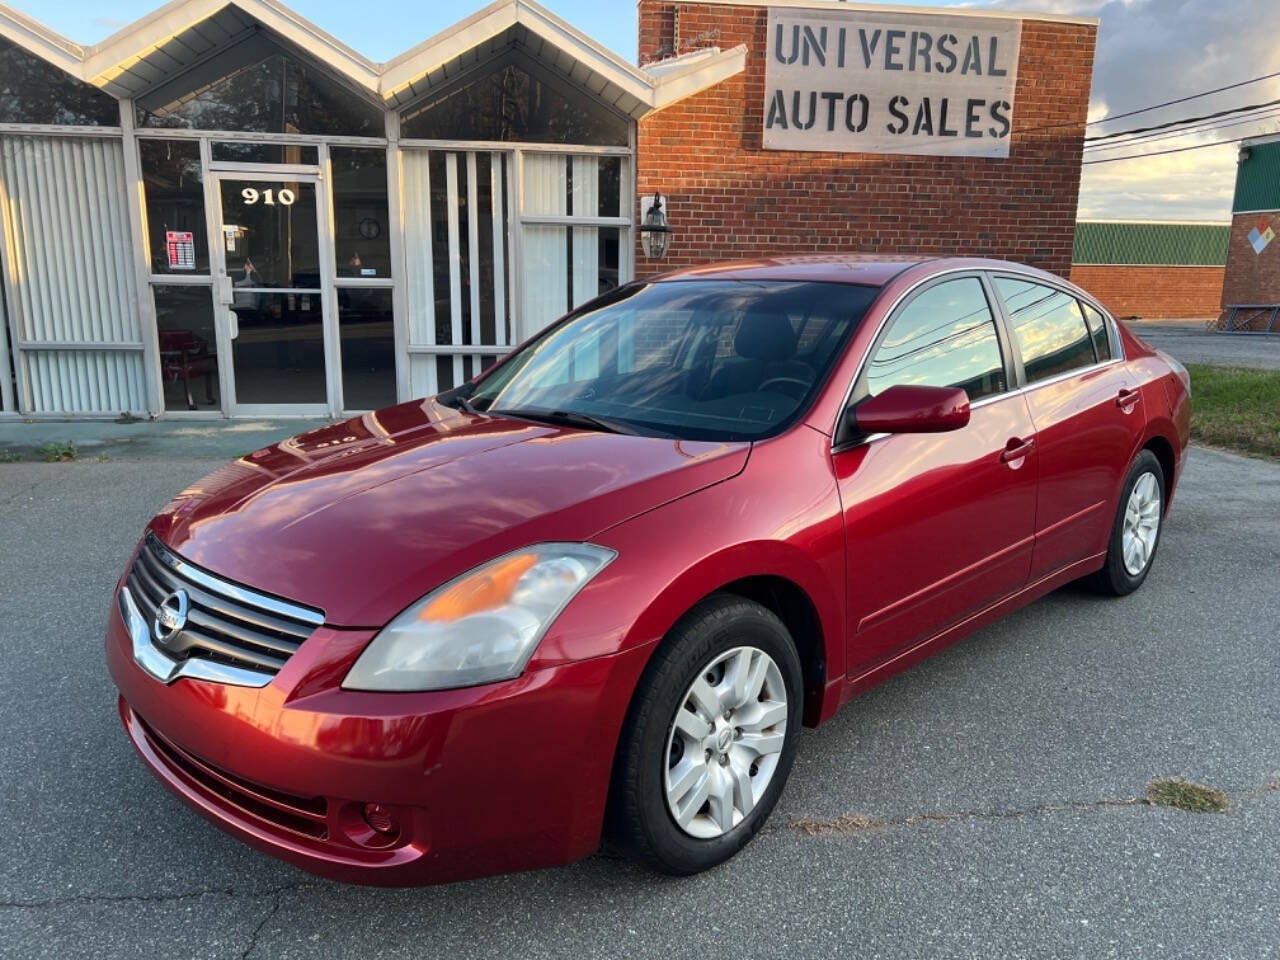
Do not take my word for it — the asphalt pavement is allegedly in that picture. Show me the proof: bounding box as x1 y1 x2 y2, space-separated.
1 446 1277 959
1127 323 1280 370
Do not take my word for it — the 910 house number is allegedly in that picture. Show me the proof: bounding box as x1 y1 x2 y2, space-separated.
240 187 295 206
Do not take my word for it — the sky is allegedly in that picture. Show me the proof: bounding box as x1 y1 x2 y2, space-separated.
16 0 1280 222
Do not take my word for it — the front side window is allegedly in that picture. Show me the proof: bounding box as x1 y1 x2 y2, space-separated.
995 278 1097 384
467 280 878 441
865 277 1007 402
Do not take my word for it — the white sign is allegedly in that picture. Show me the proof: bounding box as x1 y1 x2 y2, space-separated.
763 7 1022 158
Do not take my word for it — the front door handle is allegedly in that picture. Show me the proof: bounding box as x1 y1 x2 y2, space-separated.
1116 387 1142 410
1001 436 1035 464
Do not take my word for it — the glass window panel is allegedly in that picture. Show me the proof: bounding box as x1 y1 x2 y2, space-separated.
522 154 569 216
137 48 381 136
219 179 320 289
338 288 396 410
995 278 1098 384
0 38 118 126
153 285 220 411
1081 301 1113 362
400 61 629 146
141 140 209 274
231 291 326 404
428 152 453 345
331 147 391 280
211 142 318 165
598 156 622 218
868 278 1006 402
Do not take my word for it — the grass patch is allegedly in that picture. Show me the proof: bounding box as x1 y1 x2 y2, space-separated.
0 450 20 463
1146 778 1229 813
35 441 77 463
793 813 888 835
1186 364 1280 460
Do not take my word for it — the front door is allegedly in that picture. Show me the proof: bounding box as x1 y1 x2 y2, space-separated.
213 173 334 416
833 275 1039 675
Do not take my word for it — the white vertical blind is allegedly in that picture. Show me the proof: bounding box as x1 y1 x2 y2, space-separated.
0 135 145 413
520 154 567 337
402 148 512 397
571 156 600 311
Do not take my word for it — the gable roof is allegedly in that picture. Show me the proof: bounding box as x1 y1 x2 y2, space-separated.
0 0 745 117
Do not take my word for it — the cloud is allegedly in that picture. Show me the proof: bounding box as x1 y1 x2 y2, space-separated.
961 0 1280 220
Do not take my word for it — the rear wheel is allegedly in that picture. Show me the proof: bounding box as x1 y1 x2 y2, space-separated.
608 595 802 874
1090 449 1165 596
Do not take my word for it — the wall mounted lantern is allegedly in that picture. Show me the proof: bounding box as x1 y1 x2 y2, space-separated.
639 191 672 260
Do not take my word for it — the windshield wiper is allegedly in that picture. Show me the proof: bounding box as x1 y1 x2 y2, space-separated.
491 407 646 437
437 387 482 415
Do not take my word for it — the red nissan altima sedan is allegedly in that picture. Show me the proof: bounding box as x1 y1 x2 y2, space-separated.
106 256 1190 885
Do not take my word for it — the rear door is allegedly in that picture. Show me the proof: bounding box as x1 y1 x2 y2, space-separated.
834 274 1039 674
989 275 1146 580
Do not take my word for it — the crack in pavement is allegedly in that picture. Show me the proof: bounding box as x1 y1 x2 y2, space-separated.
241 888 287 960
0 880 317 912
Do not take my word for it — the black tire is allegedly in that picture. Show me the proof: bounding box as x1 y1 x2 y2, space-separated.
606 594 803 875
1088 449 1166 596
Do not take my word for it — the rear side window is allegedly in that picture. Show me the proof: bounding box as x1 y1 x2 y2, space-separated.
866 277 1007 402
1080 301 1113 362
995 278 1097 384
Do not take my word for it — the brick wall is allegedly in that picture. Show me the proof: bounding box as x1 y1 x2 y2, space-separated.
635 1 1095 279
1068 265 1226 319
1218 212 1280 330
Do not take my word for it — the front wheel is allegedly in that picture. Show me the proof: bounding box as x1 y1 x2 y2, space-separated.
607 595 803 875
1090 449 1165 596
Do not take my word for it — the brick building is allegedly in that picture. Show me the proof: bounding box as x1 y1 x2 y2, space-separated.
635 0 1097 279
1219 135 1280 331
0 0 1102 420
1069 221 1229 320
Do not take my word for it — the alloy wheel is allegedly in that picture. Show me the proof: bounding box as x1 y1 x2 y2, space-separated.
663 646 788 839
1122 471 1161 576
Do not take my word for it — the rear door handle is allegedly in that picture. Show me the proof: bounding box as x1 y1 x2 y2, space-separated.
1116 388 1142 409
1001 437 1035 463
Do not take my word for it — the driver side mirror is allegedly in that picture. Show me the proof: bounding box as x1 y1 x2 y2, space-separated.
850 384 971 435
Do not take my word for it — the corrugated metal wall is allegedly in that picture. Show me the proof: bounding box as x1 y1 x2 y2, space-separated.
0 135 147 414
1073 221 1230 266
1233 140 1280 214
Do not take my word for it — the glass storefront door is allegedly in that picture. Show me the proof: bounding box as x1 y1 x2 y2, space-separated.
213 172 333 415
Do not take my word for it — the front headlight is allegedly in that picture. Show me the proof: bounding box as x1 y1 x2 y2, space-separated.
342 543 615 692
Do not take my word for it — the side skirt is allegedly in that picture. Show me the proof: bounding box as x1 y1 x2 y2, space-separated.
814 551 1107 723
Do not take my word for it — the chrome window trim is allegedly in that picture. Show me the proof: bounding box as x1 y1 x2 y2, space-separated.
145 533 325 626
830 265 1127 453
120 587 274 689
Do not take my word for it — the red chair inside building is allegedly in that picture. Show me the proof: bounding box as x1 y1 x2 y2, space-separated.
159 329 217 410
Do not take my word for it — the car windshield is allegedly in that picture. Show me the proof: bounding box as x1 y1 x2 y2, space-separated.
466 280 879 441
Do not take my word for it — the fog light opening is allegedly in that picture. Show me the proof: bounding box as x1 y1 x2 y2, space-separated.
362 802 399 837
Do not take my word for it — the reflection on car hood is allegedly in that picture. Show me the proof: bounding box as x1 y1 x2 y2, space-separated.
148 399 749 626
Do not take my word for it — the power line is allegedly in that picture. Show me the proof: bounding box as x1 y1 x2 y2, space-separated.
1016 69 1280 139
1085 105 1280 151
1085 95 1280 142
1081 133 1265 165
1086 69 1280 126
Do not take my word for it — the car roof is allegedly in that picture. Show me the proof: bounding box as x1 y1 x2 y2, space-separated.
650 255 1066 288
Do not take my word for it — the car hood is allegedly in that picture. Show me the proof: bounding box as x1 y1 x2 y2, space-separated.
149 399 749 626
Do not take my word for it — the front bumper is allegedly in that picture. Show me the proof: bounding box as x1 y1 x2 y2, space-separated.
105 600 651 886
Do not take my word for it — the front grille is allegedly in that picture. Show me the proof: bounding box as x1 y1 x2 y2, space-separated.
136 713 329 840
125 533 323 682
